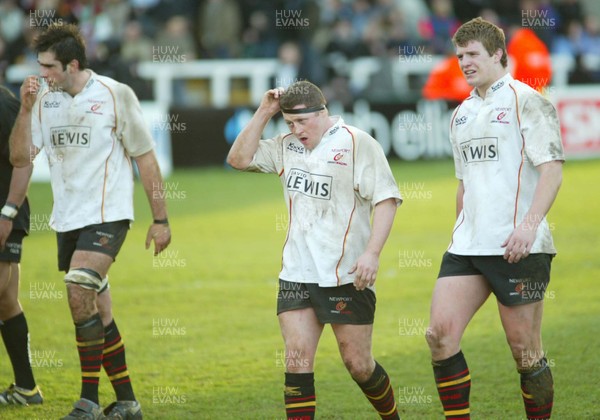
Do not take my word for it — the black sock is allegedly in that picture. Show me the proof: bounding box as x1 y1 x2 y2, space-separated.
520 358 553 420
433 350 471 419
284 372 316 420
75 313 104 404
0 312 36 390
102 319 135 401
356 361 399 419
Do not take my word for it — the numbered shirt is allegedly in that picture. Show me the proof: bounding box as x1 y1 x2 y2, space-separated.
247 117 402 287
448 73 564 255
31 71 154 232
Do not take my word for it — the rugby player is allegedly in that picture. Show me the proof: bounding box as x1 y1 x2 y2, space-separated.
425 17 564 420
9 23 171 419
0 86 42 406
228 81 402 419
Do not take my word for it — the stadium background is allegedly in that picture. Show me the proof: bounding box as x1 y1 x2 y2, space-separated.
0 0 599 419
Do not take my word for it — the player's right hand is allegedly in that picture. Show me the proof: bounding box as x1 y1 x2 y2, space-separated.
350 251 379 291
20 76 41 112
258 88 284 117
501 221 536 263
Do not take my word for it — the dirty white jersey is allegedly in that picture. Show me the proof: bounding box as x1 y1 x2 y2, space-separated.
247 117 402 287
448 73 564 255
32 70 154 232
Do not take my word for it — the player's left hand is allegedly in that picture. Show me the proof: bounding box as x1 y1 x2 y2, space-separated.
501 222 536 263
350 252 379 290
0 219 13 251
146 223 171 256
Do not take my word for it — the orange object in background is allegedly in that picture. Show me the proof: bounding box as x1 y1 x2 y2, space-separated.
507 28 552 91
422 28 552 100
422 55 472 101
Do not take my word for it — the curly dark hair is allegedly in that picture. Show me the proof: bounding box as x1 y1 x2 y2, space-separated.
33 23 88 70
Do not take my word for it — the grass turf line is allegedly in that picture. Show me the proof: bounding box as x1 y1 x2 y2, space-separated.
0 159 598 419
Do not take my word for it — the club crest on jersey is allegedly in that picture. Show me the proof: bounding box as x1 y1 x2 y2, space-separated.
286 168 332 200
328 152 347 166
491 111 510 124
86 99 106 115
328 148 351 166
459 137 498 164
50 125 91 148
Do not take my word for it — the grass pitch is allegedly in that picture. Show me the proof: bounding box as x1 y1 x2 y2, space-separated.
0 159 598 419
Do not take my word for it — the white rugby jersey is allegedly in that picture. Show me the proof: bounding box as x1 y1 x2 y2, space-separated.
448 73 564 255
247 117 402 287
32 70 154 232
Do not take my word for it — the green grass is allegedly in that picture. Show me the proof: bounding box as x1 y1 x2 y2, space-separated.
1 159 598 419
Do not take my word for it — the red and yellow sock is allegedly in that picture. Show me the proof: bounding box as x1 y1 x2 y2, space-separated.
520 358 553 420
102 319 135 401
75 313 104 404
356 361 399 419
433 350 471 419
284 372 316 420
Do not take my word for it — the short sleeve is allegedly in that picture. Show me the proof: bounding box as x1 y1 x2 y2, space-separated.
449 107 463 180
245 136 282 174
520 93 565 166
450 133 463 180
354 132 402 206
115 84 154 157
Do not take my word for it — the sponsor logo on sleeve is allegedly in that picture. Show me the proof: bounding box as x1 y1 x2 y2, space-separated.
50 126 91 148
455 115 468 126
286 168 332 200
286 142 305 154
43 100 61 108
459 137 498 163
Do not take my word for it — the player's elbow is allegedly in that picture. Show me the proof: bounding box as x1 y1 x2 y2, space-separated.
226 152 250 170
10 151 30 168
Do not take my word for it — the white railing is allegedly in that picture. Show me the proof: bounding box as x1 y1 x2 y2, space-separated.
6 54 596 108
136 59 279 108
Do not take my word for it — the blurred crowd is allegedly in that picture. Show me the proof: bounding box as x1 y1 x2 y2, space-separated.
1 0 599 104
